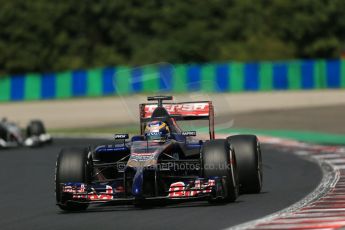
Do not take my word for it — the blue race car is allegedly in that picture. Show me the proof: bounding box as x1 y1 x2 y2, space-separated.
55 96 262 211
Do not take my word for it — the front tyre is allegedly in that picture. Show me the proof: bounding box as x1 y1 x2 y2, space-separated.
55 148 92 211
202 139 239 203
27 120 46 137
227 135 262 194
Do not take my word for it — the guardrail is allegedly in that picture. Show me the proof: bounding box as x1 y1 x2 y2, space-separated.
1 59 344 101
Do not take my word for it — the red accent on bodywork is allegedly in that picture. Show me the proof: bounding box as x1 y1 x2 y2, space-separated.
168 179 216 197
142 103 210 118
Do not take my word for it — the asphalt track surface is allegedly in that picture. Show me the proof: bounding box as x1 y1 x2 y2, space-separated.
0 138 322 230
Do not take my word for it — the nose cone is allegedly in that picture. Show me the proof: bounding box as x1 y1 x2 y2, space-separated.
131 168 144 197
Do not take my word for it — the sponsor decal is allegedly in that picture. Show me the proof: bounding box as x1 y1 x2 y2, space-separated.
181 131 196 136
168 179 216 197
87 185 113 200
130 152 155 161
168 182 186 197
114 134 129 139
63 184 114 201
146 132 161 136
144 103 210 118
206 180 215 193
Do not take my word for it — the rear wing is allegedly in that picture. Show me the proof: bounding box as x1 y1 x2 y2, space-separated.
139 101 215 139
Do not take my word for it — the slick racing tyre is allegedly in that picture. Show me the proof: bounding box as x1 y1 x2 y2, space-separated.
227 135 262 194
202 139 239 203
26 120 46 136
0 125 7 141
55 148 92 211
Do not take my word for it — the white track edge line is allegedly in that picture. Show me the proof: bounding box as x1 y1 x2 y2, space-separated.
226 145 339 230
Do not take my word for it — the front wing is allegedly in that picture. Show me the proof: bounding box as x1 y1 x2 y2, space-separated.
24 134 52 147
58 177 228 205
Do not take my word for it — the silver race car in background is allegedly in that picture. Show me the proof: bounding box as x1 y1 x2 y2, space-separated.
0 118 52 148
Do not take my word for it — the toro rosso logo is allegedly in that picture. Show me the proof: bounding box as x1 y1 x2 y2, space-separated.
144 103 209 118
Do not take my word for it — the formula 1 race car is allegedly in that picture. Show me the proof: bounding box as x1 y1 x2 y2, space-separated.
55 96 262 211
0 118 52 148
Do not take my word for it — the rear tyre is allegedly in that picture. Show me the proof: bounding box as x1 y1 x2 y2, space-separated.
27 120 46 137
202 139 239 203
55 148 92 211
0 125 7 141
227 135 262 194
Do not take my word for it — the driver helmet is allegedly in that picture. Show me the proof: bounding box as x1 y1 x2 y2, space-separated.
144 120 170 142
